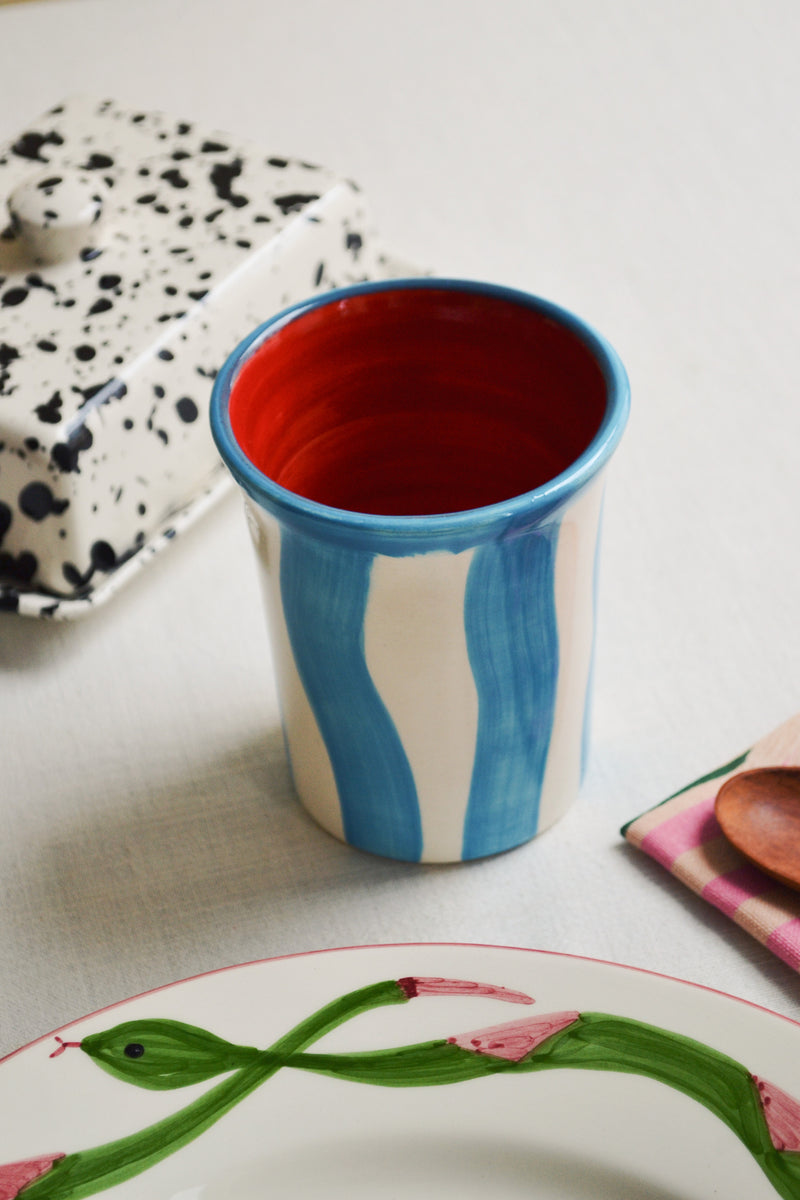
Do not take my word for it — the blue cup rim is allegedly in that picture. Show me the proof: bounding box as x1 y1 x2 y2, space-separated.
210 277 630 553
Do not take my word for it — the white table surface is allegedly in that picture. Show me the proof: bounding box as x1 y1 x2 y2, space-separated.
2 0 799 1060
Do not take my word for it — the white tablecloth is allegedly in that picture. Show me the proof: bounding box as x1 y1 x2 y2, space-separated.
2 0 799 1059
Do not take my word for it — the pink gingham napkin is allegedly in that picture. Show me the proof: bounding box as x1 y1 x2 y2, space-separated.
622 713 800 971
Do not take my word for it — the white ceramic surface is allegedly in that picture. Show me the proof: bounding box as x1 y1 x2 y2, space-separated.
2 944 800 1200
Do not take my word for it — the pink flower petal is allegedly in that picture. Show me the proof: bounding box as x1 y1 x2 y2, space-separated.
397 977 534 1005
0 1154 64 1199
752 1076 800 1151
448 1011 580 1062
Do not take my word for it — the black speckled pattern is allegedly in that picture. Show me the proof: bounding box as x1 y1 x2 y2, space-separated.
0 95 392 615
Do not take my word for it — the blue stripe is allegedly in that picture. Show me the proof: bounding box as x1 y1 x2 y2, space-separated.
279 529 423 861
462 526 560 859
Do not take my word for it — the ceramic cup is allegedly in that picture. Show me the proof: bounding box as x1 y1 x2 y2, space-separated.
210 279 629 863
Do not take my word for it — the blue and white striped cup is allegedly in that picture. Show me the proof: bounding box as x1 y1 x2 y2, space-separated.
211 279 629 862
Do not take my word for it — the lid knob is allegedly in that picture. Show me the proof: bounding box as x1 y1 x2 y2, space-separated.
8 169 110 263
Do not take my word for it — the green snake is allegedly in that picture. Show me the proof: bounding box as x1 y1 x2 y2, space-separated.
4 975 800 1199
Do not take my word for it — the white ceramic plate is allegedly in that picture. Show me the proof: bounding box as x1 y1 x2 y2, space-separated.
2 944 800 1199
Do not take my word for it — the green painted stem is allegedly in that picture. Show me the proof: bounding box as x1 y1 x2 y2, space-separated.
21 980 408 1200
290 1013 800 1200
19 996 800 1200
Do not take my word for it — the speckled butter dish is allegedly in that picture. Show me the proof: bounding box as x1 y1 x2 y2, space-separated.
0 96 418 618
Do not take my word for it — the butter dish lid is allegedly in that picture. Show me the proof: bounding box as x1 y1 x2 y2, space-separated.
0 95 415 618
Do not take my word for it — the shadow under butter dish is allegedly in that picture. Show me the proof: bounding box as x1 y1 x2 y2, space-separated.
211 279 629 863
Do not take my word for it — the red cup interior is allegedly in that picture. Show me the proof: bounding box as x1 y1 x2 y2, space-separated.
229 286 607 517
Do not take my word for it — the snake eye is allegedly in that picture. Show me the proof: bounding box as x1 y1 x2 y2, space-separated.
123 1042 145 1059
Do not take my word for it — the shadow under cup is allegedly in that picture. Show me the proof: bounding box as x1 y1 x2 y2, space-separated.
211 280 629 863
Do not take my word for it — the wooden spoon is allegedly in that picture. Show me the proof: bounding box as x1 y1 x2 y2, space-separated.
715 767 800 891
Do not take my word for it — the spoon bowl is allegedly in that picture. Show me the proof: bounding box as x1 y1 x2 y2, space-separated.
715 766 800 891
